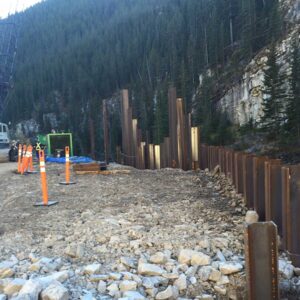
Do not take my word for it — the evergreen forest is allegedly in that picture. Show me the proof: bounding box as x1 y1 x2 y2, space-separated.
2 0 290 156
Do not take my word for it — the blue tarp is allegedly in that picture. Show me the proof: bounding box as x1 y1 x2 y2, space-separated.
46 156 94 164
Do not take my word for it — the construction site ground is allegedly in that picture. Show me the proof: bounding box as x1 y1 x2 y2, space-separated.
0 162 298 299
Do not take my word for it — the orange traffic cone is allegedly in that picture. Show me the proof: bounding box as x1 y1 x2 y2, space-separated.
26 145 37 174
17 144 22 173
34 150 58 207
59 146 76 185
21 145 28 175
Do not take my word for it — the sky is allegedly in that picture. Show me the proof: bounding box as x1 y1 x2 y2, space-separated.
0 0 42 19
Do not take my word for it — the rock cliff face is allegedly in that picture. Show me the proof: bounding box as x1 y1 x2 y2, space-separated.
216 0 300 126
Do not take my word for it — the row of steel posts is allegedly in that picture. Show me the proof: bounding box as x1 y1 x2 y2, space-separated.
114 87 300 298
201 144 300 267
116 88 200 171
115 88 300 268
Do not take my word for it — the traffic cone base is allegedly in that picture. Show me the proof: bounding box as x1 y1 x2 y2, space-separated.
26 170 38 174
35 150 58 207
34 200 58 207
59 181 76 185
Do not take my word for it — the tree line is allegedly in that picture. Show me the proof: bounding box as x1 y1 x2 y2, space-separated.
3 0 286 156
260 35 300 143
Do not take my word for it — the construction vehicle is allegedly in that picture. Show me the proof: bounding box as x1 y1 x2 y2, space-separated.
0 122 10 162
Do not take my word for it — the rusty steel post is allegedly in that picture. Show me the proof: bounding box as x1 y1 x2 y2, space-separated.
127 107 134 167
154 145 161 169
185 113 192 170
243 154 255 209
102 100 110 164
191 127 200 170
132 119 138 167
283 165 300 267
245 222 279 300
253 157 268 221
164 137 171 168
234 152 244 195
168 87 178 168
148 144 155 170
176 98 185 170
264 159 281 223
281 166 290 250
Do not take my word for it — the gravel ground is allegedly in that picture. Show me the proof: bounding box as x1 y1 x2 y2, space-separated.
0 162 298 299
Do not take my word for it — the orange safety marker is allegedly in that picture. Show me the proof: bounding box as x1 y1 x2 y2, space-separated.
22 145 32 174
21 145 28 175
26 145 38 174
59 146 76 185
34 150 58 207
17 144 22 173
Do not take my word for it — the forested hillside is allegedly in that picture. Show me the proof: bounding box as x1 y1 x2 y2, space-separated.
4 0 286 155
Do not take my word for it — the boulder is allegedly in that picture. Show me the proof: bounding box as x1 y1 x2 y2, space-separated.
178 249 195 265
120 257 137 269
150 252 168 264
198 295 214 300
123 291 146 300
178 249 210 266
245 210 259 224
83 264 101 275
278 259 294 279
0 279 11 293
198 266 212 281
18 279 43 299
214 285 227 295
3 278 26 296
219 262 243 275
40 281 69 300
97 280 106 294
155 285 178 299
208 269 222 282
138 263 164 276
119 280 137 291
142 276 168 289
174 274 187 291
0 259 15 280
41 271 69 284
191 252 210 266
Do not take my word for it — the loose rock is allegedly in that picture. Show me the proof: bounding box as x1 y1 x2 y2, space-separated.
41 281 69 300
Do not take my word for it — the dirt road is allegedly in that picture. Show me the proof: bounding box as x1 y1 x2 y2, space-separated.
0 162 17 175
0 162 252 299
0 162 298 299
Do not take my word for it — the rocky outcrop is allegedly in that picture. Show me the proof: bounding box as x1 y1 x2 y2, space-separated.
214 0 300 126
217 27 299 126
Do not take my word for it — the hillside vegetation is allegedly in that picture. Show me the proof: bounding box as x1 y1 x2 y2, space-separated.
4 0 284 155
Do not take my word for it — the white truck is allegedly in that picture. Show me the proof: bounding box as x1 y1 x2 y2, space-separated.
0 122 10 162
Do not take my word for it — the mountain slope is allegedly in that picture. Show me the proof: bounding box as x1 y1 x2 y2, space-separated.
4 0 283 155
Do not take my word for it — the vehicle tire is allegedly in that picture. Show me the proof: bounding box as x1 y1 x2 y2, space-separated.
8 150 16 162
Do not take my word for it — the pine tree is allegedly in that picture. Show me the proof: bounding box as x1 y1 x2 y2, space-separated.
286 37 300 140
260 43 287 138
268 0 282 43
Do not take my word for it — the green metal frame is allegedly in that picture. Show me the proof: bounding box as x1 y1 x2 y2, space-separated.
46 133 73 156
